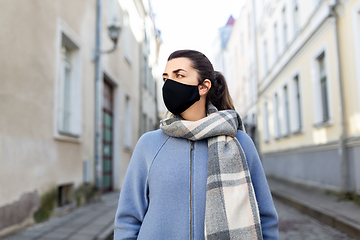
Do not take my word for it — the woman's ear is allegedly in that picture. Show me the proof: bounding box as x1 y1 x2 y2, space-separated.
199 79 211 96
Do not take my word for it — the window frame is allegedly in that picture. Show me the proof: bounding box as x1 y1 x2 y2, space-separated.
311 47 333 127
264 40 268 75
123 11 133 65
293 0 301 33
54 19 83 142
263 100 270 143
274 92 281 139
123 94 132 149
283 84 291 137
282 7 288 47
291 73 303 133
274 22 279 60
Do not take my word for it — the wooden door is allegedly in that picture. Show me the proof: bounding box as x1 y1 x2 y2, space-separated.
102 80 113 192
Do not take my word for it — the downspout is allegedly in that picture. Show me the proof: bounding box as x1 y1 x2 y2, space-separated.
251 0 261 152
94 0 103 193
330 0 349 193
139 43 144 137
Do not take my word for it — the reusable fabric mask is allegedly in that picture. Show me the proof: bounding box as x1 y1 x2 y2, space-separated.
162 78 203 115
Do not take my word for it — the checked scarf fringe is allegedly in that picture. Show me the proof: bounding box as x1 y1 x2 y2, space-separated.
160 104 263 240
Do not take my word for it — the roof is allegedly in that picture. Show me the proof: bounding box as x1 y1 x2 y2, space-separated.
225 15 235 26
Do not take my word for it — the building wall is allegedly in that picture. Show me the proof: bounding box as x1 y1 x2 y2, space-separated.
224 2 260 147
338 0 360 193
0 0 97 207
248 0 360 192
258 20 342 153
338 0 360 138
0 0 159 236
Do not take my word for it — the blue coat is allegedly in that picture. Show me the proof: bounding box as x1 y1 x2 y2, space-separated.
114 129 279 239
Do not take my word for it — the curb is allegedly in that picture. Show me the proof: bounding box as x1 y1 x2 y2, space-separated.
96 221 114 240
271 189 360 240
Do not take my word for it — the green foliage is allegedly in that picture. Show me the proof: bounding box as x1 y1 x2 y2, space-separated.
33 184 100 223
337 191 360 206
33 188 57 223
74 184 99 207
74 185 85 207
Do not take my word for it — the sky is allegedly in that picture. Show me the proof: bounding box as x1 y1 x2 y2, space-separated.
150 0 244 66
150 0 245 113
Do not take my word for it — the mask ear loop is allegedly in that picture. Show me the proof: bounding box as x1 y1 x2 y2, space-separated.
198 79 206 86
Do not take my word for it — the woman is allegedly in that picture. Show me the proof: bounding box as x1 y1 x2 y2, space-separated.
114 50 279 239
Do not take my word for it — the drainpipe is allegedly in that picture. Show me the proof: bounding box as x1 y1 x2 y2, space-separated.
94 0 103 193
330 0 349 193
251 0 260 151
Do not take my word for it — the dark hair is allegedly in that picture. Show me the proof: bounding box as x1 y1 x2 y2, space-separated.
167 49 235 111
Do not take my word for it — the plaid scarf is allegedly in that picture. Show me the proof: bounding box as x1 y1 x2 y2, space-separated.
160 104 263 240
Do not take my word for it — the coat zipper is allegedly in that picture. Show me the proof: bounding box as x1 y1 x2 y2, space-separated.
190 141 194 240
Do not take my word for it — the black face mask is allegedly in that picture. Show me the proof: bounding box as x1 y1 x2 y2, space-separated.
162 78 203 115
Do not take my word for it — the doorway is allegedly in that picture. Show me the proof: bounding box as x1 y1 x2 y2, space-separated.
102 80 114 192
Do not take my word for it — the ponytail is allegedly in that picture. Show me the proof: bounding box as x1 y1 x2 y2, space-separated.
206 71 235 111
168 50 235 111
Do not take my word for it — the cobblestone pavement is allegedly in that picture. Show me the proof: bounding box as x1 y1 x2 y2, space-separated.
1 192 119 240
274 198 354 240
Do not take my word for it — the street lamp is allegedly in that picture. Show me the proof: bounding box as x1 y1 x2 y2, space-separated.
101 23 121 54
108 24 121 46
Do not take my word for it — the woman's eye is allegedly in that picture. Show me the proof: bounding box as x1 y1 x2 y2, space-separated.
176 74 184 78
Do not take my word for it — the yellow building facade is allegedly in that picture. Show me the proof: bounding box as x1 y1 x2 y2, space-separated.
254 0 360 193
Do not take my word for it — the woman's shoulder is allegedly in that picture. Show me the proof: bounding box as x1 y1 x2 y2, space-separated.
236 130 255 148
235 130 259 166
139 129 168 141
135 129 170 151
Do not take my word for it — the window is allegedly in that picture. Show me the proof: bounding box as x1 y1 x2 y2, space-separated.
293 0 300 33
274 23 279 59
124 95 132 148
242 76 247 107
58 183 73 207
149 118 154 131
142 56 147 88
123 12 132 64
248 13 251 42
264 41 268 75
318 53 330 122
240 32 244 56
293 75 302 131
263 101 270 142
282 7 288 46
283 85 290 136
274 93 281 139
141 113 147 135
57 32 81 137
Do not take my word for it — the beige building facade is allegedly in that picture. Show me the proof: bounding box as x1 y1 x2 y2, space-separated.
254 0 360 193
222 0 360 193
0 0 160 236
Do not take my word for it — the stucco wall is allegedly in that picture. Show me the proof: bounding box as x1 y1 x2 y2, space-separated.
0 0 145 234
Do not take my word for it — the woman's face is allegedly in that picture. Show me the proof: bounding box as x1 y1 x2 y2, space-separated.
163 57 199 85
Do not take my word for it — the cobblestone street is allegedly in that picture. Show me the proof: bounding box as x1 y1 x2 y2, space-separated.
275 198 354 240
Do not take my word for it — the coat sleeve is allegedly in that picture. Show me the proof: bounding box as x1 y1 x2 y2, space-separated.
113 134 151 240
237 131 279 240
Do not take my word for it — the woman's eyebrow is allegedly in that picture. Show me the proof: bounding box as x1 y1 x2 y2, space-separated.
173 69 187 74
162 69 187 77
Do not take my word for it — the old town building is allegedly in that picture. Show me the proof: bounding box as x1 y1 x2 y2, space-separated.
0 0 160 236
